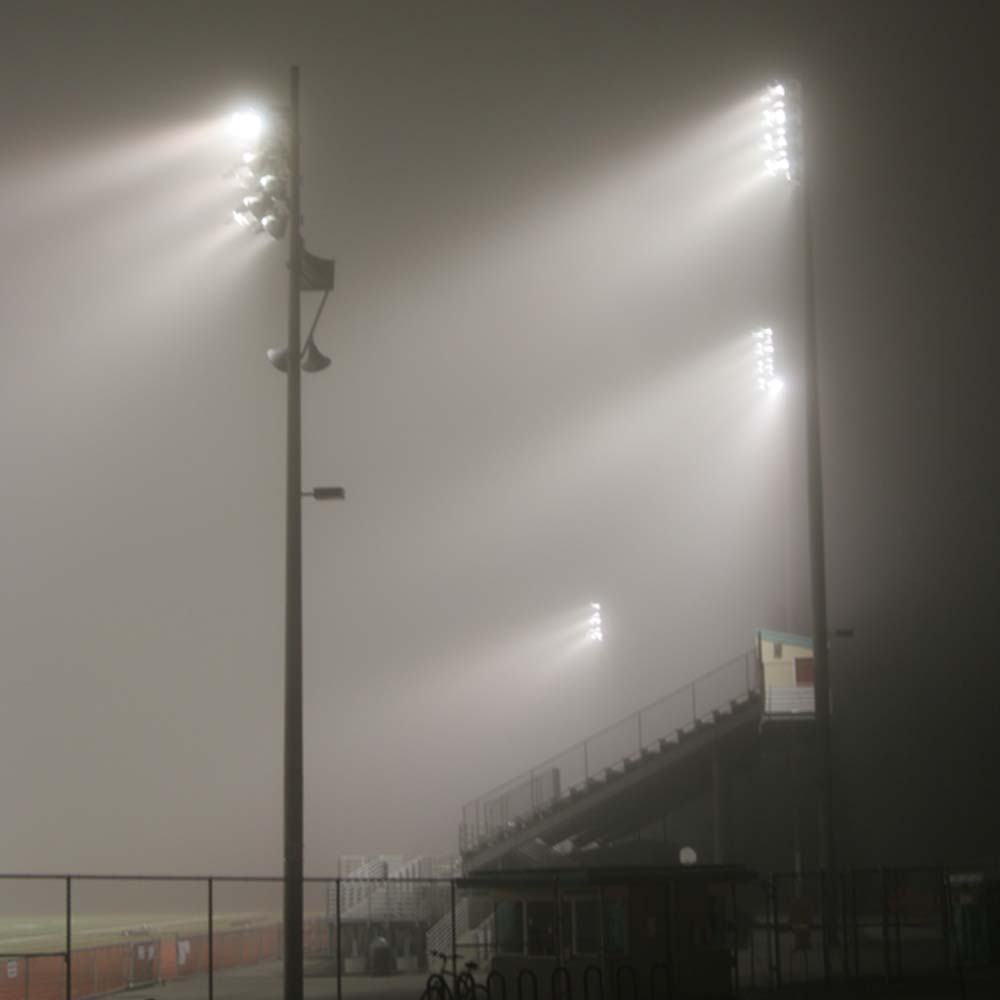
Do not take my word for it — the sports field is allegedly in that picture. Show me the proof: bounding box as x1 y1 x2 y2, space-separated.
0 913 300 954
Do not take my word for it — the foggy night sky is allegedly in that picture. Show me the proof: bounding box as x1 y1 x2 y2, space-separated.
1 1 998 876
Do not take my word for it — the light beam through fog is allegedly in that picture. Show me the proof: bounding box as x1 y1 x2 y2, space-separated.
1 15 808 875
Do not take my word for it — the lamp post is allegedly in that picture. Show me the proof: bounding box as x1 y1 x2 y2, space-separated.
283 64 305 1000
760 81 836 877
229 66 340 1000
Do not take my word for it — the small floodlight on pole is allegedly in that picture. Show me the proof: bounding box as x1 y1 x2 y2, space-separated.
759 79 836 879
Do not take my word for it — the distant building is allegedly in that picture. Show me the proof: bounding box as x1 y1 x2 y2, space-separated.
460 843 754 999
757 629 815 719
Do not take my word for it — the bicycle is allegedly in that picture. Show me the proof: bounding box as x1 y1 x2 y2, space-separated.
422 950 484 1000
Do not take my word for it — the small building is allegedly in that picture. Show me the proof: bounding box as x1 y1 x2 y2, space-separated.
757 629 814 719
458 845 754 999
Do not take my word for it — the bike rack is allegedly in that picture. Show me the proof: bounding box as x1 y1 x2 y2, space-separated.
616 964 639 1000
551 964 573 1000
582 965 603 1000
650 961 672 1000
516 967 539 1000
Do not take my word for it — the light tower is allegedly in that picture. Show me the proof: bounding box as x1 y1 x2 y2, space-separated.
227 68 340 1000
759 79 836 878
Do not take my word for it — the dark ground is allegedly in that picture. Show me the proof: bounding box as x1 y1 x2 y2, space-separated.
143 959 997 1000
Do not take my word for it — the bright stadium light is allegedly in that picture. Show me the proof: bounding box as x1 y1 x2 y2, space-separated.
262 214 287 239
229 110 263 141
587 602 604 642
751 327 783 393
759 80 800 182
232 208 259 230
226 111 290 242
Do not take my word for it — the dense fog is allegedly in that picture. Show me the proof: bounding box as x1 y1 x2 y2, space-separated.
2 1 997 876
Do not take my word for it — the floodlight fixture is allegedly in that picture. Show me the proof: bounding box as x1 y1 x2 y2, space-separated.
234 165 258 189
752 327 783 392
587 602 604 642
759 81 800 182
244 191 284 218
259 173 286 196
227 109 293 238
262 213 288 239
229 110 263 141
232 208 259 230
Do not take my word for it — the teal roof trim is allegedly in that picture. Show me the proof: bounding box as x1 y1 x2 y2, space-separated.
758 628 813 650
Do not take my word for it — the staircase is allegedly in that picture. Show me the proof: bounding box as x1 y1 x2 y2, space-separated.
330 857 456 927
425 897 495 969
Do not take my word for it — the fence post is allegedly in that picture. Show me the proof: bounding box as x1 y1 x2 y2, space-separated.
852 871 861 981
553 879 561 962
336 879 342 1000
771 875 781 991
880 868 890 984
730 880 740 998
207 878 214 1000
939 867 951 977
65 877 71 1000
450 879 458 986
820 870 830 986
840 871 850 980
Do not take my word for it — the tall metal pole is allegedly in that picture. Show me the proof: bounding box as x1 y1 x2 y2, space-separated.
207 878 215 1000
798 85 835 879
283 64 305 1000
64 877 71 1000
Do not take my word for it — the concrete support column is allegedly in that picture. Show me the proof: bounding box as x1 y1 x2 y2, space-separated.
712 749 726 864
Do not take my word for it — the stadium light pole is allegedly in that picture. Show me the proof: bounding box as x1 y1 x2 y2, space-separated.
760 81 836 877
229 67 340 1000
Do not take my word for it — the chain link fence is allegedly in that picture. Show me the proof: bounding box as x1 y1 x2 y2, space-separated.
2 866 998 999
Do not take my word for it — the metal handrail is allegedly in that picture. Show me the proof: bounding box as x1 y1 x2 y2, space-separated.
468 651 754 806
462 650 759 850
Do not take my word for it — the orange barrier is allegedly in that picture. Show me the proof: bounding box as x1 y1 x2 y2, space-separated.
1 919 327 1000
